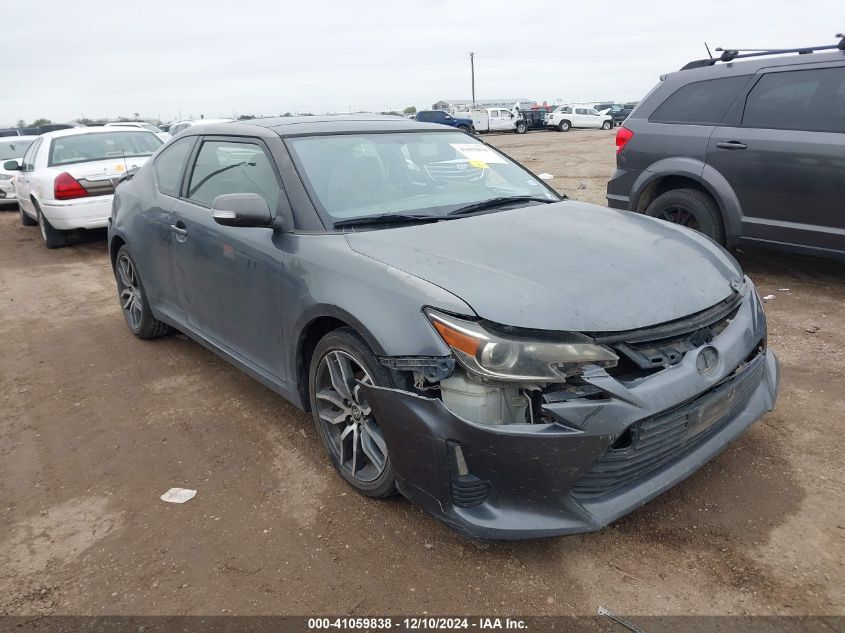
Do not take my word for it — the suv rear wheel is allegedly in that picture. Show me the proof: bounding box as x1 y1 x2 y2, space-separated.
645 188 726 244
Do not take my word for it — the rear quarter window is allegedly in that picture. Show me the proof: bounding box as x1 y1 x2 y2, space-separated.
742 66 845 133
650 75 750 125
153 137 194 197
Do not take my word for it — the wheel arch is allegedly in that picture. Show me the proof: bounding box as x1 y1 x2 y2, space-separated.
109 234 126 270
629 158 742 246
293 307 388 412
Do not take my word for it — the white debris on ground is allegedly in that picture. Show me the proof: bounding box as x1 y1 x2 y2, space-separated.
160 488 197 504
763 294 776 301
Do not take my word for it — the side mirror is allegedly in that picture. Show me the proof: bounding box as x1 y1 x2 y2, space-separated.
211 193 273 228
3 160 20 171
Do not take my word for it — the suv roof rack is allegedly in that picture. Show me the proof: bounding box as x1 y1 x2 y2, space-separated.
680 34 845 70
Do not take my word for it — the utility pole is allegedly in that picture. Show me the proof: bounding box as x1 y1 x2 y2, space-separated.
469 52 476 107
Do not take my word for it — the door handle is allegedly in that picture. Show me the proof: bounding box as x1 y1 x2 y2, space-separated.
715 141 747 150
170 223 188 240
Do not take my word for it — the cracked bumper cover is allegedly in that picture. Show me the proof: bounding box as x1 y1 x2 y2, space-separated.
362 291 779 540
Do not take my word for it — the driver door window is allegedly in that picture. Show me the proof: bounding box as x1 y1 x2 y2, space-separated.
186 140 281 211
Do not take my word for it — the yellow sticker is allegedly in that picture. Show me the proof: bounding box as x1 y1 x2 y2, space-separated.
469 159 488 169
115 163 125 172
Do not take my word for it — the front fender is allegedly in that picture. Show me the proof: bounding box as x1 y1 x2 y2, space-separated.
283 234 475 405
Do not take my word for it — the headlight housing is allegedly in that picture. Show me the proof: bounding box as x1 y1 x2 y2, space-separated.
425 308 618 382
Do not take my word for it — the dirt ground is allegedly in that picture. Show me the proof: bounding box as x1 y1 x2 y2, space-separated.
1 130 843 618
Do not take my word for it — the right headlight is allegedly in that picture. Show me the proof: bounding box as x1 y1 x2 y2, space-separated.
425 308 618 383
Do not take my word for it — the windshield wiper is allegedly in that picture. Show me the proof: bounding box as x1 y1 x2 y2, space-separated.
446 196 557 217
333 213 440 229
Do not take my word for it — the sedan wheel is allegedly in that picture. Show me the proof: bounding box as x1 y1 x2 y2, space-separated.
315 350 387 482
310 328 396 497
601 121 612 130
117 253 144 331
113 246 172 339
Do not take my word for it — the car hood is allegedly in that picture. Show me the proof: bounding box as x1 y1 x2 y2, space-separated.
345 202 743 332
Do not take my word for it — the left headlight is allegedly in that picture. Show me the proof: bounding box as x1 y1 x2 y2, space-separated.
425 308 618 383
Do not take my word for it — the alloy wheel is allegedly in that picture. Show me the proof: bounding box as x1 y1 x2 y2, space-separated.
116 253 143 330
659 204 700 230
314 350 388 483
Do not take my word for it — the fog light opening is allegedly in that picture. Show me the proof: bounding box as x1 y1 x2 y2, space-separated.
610 426 635 451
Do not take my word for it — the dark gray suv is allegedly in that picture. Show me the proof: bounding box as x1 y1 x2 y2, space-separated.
607 38 845 260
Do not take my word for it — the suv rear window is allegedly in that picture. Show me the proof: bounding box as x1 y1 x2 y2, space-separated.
650 76 749 125
742 66 845 133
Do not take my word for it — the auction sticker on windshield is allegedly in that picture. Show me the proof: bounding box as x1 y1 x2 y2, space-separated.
450 143 506 164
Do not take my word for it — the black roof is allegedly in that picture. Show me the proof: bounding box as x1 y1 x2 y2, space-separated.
181 114 448 138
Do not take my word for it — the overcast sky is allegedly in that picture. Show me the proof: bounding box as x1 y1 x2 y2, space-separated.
3 1 842 125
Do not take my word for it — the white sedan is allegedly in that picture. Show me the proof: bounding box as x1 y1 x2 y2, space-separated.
545 105 613 132
5 127 162 248
0 136 38 207
104 121 170 142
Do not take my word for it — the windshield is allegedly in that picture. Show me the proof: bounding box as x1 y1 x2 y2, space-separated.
287 132 558 223
0 138 34 160
49 131 162 167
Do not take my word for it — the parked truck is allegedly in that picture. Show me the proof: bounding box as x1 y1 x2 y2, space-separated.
464 108 528 134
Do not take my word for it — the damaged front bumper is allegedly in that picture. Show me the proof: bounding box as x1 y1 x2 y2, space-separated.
363 291 779 540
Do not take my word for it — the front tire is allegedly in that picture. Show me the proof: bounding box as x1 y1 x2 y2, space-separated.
309 328 396 498
114 246 172 339
558 120 571 132
36 204 67 248
515 122 527 134
645 188 726 244
601 120 612 130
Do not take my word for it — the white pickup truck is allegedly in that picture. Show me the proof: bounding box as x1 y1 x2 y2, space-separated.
545 105 613 132
464 108 528 134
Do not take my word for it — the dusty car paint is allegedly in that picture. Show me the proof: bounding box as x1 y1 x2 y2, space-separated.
345 202 743 331
108 116 778 540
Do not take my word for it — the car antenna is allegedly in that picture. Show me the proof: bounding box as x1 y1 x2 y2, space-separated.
704 42 713 59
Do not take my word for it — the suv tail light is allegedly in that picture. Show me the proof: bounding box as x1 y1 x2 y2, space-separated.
54 172 89 200
615 126 634 155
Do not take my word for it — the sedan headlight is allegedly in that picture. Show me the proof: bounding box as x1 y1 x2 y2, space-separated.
425 309 618 382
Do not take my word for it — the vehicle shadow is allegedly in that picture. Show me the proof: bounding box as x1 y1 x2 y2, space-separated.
733 246 845 283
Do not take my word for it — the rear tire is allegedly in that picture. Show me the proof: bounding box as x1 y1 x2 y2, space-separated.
19 205 37 226
36 204 67 249
114 246 172 339
645 188 726 244
309 327 397 499
558 120 571 132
